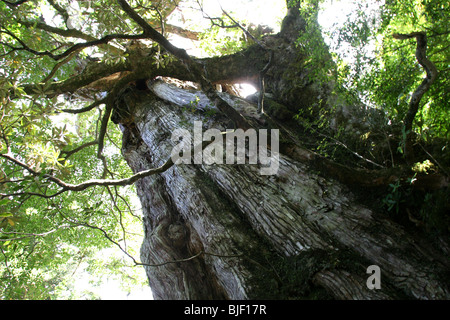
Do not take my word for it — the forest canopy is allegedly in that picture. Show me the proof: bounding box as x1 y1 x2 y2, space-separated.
0 0 449 299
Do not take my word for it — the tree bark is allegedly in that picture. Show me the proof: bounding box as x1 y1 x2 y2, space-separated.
117 81 449 300
111 5 449 300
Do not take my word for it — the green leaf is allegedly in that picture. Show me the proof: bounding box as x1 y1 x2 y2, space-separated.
0 212 13 218
7 218 15 226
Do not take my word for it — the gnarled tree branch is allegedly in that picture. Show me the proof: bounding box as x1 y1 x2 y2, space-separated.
1 0 29 7
61 98 106 114
0 129 223 198
17 19 125 56
20 59 130 97
0 151 173 197
393 32 438 163
117 0 252 130
60 140 99 160
46 0 69 24
1 26 149 61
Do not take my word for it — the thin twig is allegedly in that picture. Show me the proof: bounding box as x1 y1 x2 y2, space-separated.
1 25 149 61
106 185 128 252
0 246 12 278
257 51 273 114
60 140 99 159
221 7 261 46
418 143 449 177
0 225 72 241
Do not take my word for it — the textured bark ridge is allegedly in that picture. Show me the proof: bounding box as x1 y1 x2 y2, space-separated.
118 81 450 300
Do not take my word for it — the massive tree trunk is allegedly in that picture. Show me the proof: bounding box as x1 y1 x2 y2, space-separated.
112 5 450 300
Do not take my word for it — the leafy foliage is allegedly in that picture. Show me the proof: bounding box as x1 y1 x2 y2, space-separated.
199 23 249 57
318 0 450 139
0 0 166 299
292 0 449 232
